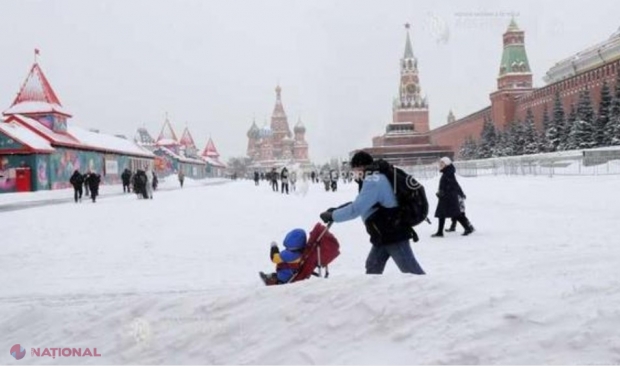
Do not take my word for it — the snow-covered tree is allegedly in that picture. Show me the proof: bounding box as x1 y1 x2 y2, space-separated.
595 81 612 146
539 105 550 152
548 91 564 151
509 119 525 156
572 89 596 149
459 136 479 160
565 103 579 150
608 73 620 145
523 109 540 155
478 117 498 159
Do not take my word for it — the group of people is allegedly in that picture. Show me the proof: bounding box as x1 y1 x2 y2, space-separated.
262 151 476 283
121 168 158 199
69 170 102 203
254 167 298 194
319 151 475 275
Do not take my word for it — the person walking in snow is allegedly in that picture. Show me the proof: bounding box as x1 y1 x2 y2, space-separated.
121 168 132 193
254 171 260 186
290 170 297 192
270 168 279 192
87 171 101 203
83 172 91 197
431 157 474 237
319 151 425 275
280 167 289 194
178 170 185 188
330 169 338 192
145 168 154 199
69 170 84 203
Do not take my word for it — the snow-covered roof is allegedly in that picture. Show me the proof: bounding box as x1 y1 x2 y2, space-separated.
157 138 180 146
68 125 155 158
179 127 197 149
203 156 226 168
157 118 179 144
201 137 221 158
3 63 71 117
134 127 156 146
157 146 206 165
4 101 71 116
0 120 54 152
8 114 82 147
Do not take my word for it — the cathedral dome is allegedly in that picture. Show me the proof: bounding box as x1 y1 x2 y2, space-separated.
259 124 272 138
247 121 259 139
294 119 306 133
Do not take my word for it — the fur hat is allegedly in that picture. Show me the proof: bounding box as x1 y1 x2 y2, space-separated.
440 157 452 166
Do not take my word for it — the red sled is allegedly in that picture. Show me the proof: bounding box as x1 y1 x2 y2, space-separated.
287 222 340 283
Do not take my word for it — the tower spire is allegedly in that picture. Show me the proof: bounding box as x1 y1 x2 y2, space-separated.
404 23 414 59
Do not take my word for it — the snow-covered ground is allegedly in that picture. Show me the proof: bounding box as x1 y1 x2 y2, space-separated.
0 177 228 206
2 175 620 364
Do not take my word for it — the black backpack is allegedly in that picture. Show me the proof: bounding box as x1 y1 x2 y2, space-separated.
374 159 430 228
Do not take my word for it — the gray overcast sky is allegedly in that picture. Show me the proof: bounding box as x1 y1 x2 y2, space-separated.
0 0 619 163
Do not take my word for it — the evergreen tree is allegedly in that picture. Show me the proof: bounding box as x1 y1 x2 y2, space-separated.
609 73 620 145
494 130 506 157
548 91 564 151
539 105 550 152
565 103 579 150
523 109 540 154
478 117 498 158
595 81 612 146
500 123 515 157
510 119 526 156
572 89 596 149
459 136 476 160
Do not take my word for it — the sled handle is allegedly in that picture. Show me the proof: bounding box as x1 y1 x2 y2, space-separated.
316 221 333 278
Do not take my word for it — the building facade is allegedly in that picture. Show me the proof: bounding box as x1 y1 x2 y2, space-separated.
246 86 310 170
134 117 225 179
356 24 453 165
0 60 154 193
430 21 620 156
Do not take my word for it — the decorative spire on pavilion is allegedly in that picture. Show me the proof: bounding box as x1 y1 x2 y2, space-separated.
156 113 179 145
3 54 71 117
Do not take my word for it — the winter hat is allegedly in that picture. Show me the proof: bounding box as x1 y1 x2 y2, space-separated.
283 229 307 250
440 157 452 166
350 151 374 168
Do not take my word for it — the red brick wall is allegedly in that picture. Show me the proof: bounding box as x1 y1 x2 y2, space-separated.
429 58 620 157
393 109 430 133
515 59 620 130
430 107 491 154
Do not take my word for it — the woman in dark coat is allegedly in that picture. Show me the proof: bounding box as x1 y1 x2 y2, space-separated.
432 157 474 237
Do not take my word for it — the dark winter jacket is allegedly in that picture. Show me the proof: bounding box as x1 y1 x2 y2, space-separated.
333 167 413 246
69 171 84 188
88 173 101 191
434 164 465 219
121 169 131 184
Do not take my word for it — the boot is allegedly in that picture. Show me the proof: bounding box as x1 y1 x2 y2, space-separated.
259 272 279 286
431 232 444 238
463 226 475 236
445 223 457 232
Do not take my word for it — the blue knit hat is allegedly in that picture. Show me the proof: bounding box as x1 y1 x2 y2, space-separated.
283 229 307 250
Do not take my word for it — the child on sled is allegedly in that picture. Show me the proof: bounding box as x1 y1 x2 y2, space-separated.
259 228 307 285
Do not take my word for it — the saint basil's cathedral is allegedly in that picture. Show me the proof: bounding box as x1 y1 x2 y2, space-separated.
246 86 310 170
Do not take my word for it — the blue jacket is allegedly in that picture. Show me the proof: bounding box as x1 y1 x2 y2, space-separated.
332 173 398 223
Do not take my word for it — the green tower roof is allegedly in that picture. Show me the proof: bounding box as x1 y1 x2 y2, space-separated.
499 19 530 76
